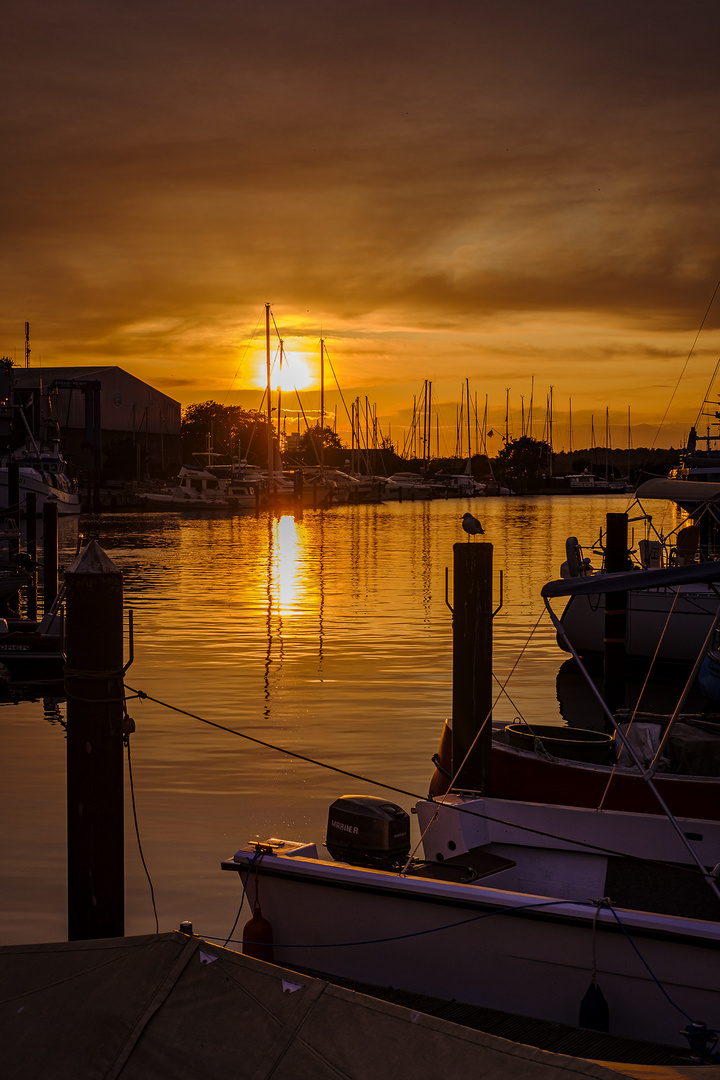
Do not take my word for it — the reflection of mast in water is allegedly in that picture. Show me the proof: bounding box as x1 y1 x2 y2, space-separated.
263 514 286 720
317 511 325 673
420 505 433 618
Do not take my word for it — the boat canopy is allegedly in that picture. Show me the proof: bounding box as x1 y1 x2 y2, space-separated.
542 560 720 598
635 477 720 503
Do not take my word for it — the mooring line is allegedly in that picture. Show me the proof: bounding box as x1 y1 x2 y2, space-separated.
123 683 708 875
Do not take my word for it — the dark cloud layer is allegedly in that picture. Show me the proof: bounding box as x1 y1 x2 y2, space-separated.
2 1 720 429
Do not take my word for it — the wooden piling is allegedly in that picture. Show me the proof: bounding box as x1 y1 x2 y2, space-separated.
604 512 629 718
65 540 125 940
42 501 58 613
451 542 493 793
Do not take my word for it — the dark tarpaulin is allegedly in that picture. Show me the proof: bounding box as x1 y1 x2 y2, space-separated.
0 931 659 1080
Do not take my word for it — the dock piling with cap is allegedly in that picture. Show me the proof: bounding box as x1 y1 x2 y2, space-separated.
64 540 125 940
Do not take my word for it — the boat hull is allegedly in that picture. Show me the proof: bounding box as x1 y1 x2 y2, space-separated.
491 741 720 819
222 841 720 1048
0 470 80 515
560 587 719 662
135 491 230 510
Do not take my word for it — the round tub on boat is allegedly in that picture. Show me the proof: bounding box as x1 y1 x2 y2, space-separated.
504 723 614 765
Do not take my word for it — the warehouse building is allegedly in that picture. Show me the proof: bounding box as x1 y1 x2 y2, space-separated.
12 366 181 478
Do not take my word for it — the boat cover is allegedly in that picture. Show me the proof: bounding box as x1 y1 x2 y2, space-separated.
635 478 720 503
0 931 672 1080
543 561 720 598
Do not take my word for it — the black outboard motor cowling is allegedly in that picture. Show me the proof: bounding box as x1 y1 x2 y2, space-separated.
326 795 411 869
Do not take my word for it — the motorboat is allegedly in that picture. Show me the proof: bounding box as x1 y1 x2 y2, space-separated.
0 440 80 516
220 550 720 1053
557 480 720 662
483 562 720 822
300 468 383 505
0 609 64 679
136 457 233 509
433 469 486 497
0 361 80 515
383 473 439 500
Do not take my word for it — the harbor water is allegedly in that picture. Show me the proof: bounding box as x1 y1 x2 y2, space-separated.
0 493 685 946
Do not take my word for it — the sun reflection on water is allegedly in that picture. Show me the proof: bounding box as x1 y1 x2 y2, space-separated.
270 514 302 614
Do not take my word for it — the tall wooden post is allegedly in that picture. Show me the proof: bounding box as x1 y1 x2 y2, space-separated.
42 501 58 613
604 512 629 718
451 542 493 793
65 540 125 940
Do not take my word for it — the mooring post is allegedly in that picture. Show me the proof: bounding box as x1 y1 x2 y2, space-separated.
26 493 37 620
65 540 125 940
451 542 493 793
604 512 629 719
42 501 58 613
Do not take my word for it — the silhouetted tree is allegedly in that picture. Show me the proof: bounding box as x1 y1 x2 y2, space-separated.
181 401 269 463
494 436 552 490
293 424 346 466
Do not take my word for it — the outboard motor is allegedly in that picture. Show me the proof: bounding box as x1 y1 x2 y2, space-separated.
326 795 411 870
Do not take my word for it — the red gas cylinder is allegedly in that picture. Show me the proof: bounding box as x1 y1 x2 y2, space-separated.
242 900 275 962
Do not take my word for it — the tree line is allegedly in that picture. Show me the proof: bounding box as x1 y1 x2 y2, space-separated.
181 401 681 482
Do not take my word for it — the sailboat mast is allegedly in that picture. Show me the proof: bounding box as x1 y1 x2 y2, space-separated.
628 405 631 480
428 381 432 464
278 340 284 469
320 337 325 469
605 406 610 481
548 385 553 477
266 302 273 487
466 378 471 462
529 375 534 440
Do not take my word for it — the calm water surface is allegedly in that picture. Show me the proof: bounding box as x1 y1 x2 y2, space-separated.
0 493 681 946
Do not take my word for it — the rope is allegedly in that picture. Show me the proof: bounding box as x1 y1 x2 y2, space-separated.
125 729 159 934
124 684 710 877
223 850 262 947
652 277 720 447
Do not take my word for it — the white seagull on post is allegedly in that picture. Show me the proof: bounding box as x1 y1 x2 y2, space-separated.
462 512 484 539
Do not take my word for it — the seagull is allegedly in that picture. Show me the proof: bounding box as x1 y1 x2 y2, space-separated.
462 512 484 539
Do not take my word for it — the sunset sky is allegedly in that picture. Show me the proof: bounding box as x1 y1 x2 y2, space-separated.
3 1 720 454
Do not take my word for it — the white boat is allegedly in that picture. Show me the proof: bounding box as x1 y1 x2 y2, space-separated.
136 460 231 509
221 556 720 1054
0 361 81 516
137 450 274 510
434 465 486 497
383 472 438 500
299 468 382 505
0 440 80 516
557 479 720 662
223 797 720 1049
